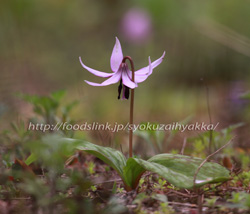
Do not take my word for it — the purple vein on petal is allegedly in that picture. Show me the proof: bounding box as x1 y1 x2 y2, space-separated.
79 57 113 78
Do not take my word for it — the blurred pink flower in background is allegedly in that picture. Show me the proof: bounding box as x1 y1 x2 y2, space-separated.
121 8 152 44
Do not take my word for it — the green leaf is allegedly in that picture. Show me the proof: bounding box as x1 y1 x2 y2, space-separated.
123 158 146 189
17 91 63 118
147 154 230 189
221 123 244 135
57 139 230 191
112 181 117 194
124 154 229 189
25 153 37 166
50 90 66 102
64 139 127 181
62 100 79 115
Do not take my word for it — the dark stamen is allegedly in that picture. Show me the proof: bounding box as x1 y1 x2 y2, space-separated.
118 80 122 99
124 86 130 99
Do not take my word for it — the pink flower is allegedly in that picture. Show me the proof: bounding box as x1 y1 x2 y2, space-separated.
79 37 165 99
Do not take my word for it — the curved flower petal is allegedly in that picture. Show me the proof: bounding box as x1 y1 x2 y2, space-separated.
122 70 138 89
135 51 165 75
84 70 122 86
110 37 123 72
134 57 152 83
79 57 113 78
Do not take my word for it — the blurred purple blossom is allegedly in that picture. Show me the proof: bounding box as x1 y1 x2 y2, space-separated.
121 8 152 44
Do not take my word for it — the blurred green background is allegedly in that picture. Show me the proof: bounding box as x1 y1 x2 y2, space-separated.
1 0 250 147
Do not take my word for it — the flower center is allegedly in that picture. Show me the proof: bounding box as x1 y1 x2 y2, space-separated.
124 86 130 99
117 63 131 100
118 80 130 100
118 80 122 99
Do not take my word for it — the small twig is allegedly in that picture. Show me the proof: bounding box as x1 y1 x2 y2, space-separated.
41 167 45 177
96 192 109 203
167 201 197 208
120 144 123 154
184 189 191 194
193 138 234 188
11 197 31 200
180 137 187 155
205 84 213 154
197 191 204 214
167 189 197 198
200 179 231 195
92 178 122 185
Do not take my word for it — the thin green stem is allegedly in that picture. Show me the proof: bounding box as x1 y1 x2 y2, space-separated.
122 56 135 158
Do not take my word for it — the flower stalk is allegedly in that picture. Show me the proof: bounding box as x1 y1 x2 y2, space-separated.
122 56 135 158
